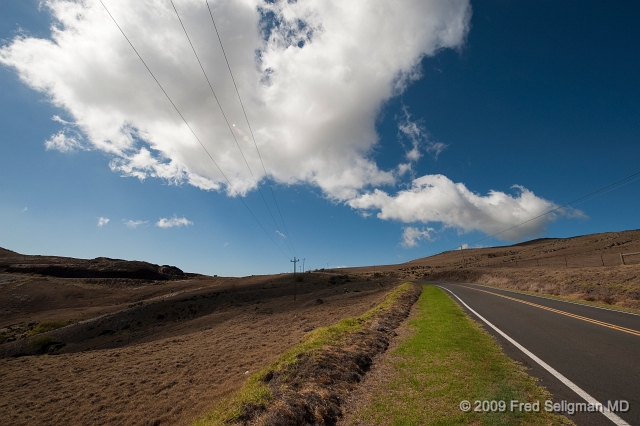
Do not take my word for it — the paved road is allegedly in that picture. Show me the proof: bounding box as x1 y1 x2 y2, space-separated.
419 281 640 426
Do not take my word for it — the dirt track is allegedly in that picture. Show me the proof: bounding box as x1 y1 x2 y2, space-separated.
0 272 399 425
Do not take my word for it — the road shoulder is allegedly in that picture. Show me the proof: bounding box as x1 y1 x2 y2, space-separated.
339 285 573 425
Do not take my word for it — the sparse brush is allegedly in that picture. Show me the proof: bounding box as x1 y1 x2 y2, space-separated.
29 336 57 352
27 320 71 337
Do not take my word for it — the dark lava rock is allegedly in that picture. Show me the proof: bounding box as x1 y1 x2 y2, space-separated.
0 249 185 281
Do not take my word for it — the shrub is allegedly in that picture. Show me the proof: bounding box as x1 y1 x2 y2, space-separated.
30 336 58 353
26 320 71 337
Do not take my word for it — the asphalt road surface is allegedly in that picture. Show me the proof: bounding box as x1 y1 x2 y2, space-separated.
420 281 640 426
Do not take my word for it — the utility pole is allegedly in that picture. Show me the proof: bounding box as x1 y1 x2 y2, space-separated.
291 257 299 301
302 258 306 274
460 246 466 268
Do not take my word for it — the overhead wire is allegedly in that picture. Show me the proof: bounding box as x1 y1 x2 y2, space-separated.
205 0 297 257
170 0 294 257
99 0 288 258
567 174 640 209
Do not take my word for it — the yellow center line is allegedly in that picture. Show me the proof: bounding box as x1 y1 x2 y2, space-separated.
460 285 640 337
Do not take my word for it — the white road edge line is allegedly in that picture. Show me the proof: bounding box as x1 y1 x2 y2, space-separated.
437 285 631 426
454 282 640 317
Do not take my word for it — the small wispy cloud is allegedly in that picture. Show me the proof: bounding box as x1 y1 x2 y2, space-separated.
97 217 110 227
396 163 413 176
52 115 71 125
21 207 27 213
276 230 286 239
425 142 448 159
223 242 229 247
397 107 448 163
156 216 193 228
397 108 424 164
459 243 484 249
45 115 87 153
401 226 435 248
123 219 148 229
45 131 83 153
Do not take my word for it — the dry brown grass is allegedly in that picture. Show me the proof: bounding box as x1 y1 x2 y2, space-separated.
425 266 640 310
0 272 398 425
340 229 640 310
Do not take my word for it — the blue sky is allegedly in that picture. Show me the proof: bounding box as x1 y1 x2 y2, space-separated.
1 0 639 276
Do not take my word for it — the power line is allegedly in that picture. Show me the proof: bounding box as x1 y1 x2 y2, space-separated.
99 0 287 258
170 0 293 257
205 0 297 257
464 170 640 249
568 174 640 209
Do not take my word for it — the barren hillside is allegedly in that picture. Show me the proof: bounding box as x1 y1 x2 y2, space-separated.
340 229 640 309
0 248 399 425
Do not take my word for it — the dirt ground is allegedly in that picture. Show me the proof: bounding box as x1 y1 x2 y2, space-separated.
0 271 399 425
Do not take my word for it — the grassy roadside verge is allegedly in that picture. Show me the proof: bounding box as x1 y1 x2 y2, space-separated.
345 285 573 425
193 282 419 426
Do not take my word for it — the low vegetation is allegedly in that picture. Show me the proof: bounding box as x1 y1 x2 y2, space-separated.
345 285 573 425
193 282 417 425
26 320 71 337
29 336 59 353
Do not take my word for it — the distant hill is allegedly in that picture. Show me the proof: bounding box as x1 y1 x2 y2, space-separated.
0 248 185 281
339 229 640 273
0 247 19 258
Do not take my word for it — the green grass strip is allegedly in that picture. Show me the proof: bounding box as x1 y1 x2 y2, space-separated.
347 285 574 426
193 282 415 426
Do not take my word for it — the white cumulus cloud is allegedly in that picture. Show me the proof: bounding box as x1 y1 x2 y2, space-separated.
0 0 471 200
97 217 110 227
156 216 193 228
348 175 573 241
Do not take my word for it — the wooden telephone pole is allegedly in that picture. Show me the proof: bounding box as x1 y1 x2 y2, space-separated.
291 257 299 301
